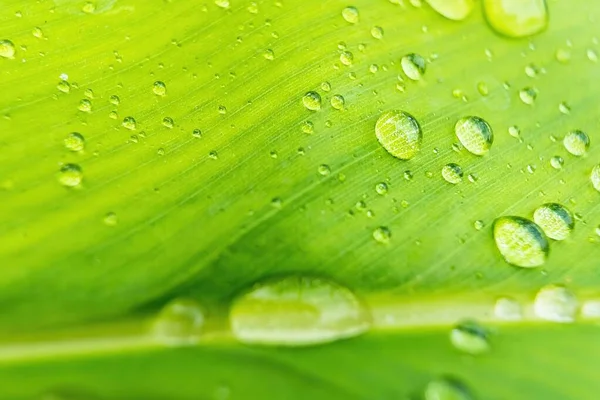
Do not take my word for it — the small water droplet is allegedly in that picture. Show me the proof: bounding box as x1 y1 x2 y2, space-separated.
64 132 85 152
263 48 274 60
153 81 167 96
587 48 598 63
426 0 474 20
558 102 571 114
425 377 474 400
57 80 71 93
550 156 564 169
519 87 537 105
122 116 136 130
58 164 83 187
109 95 120 105
82 2 96 13
454 116 494 156
330 94 345 110
401 53 426 80
507 125 520 139
589 165 600 192
162 117 174 128
450 320 490 355
494 297 523 320
375 182 388 195
483 0 548 38
271 197 282 208
103 212 118 226
563 130 590 156
341 6 359 24
193 129 202 138
375 110 422 160
473 220 484 230
555 47 571 63
493 216 549 268
339 50 354 66
477 82 489 96
215 0 230 9
78 99 92 112
533 203 574 241
534 285 578 323
441 163 463 184
371 26 384 39
152 298 205 346
0 40 16 58
373 226 391 244
218 105 227 115
302 91 321 111
320 82 331 92
301 121 314 134
229 276 371 346
317 164 331 176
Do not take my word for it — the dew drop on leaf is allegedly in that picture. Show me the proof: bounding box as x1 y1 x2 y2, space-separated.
58 163 83 187
401 53 426 81
64 132 85 152
317 164 331 176
533 203 574 241
375 182 388 195
454 116 494 156
375 110 422 160
450 320 490 355
425 0 474 21
122 116 137 130
341 6 359 24
371 26 384 39
78 99 92 112
590 164 600 192
441 163 463 184
339 50 354 66
162 117 174 128
424 377 473 400
494 297 523 321
153 81 167 96
330 94 345 110
152 298 205 346
229 276 371 346
563 130 590 156
373 226 391 244
302 91 321 111
519 87 537 105
109 95 120 105
483 0 548 38
492 216 549 268
550 156 564 169
0 39 16 59
57 80 71 93
534 285 578 323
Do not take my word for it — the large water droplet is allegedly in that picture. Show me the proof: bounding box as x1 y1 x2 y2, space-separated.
441 163 463 184
425 0 474 20
302 91 321 111
122 116 137 130
450 320 490 355
401 53 426 80
533 203 574 241
64 132 85 152
483 0 548 38
58 164 83 187
229 276 371 346
534 285 578 323
153 81 167 96
493 216 549 268
152 298 205 346
454 116 494 156
591 165 600 192
330 94 345 110
342 6 359 24
425 377 474 400
375 110 422 160
563 130 590 156
0 39 16 59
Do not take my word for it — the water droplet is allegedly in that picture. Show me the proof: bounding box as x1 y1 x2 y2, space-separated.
330 94 345 110
476 82 489 96
590 165 600 192
425 377 473 400
301 121 314 134
32 27 44 39
450 320 490 355
215 0 230 9
534 285 578 323
401 53 426 80
426 0 474 20
473 220 484 230
109 95 120 105
320 82 331 92
218 105 227 115
302 91 321 111
0 40 16 59
162 117 174 128
555 47 571 63
371 26 384 39
524 63 539 78
152 298 205 346
493 216 549 268
375 182 388 195
317 164 331 176
263 49 274 60
78 99 92 112
533 203 574 241
122 116 137 130
563 130 590 156
483 0 548 38
64 132 85 152
339 51 354 66
58 164 83 187
454 116 494 156
342 6 359 24
103 212 118 226
550 156 564 169
587 48 598 63
375 110 422 160
558 102 570 114
57 80 71 93
441 163 463 184
373 226 391 244
192 129 202 138
84 88 94 99
82 2 96 13
508 125 520 138
153 81 167 96
519 87 537 105
494 297 522 320
229 276 371 346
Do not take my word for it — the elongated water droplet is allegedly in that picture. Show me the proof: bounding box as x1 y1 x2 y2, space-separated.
519 87 537 105
454 116 494 156
342 6 359 24
426 0 474 20
401 53 426 80
563 130 590 156
64 132 85 152
153 298 205 346
533 203 574 241
375 110 422 160
302 91 321 111
494 297 522 321
441 163 463 184
591 165 600 192
371 26 384 39
58 164 83 187
0 39 16 59
534 285 578 323
230 276 371 346
450 320 490 355
425 377 473 400
493 216 549 268
483 0 548 38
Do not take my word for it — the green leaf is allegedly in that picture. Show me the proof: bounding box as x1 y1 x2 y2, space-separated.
1 0 600 398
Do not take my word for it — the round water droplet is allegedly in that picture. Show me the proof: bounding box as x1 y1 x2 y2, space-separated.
109 95 120 105
375 110 422 160
84 88 94 99
450 320 490 355
558 102 571 114
493 216 549 268
122 116 136 130
441 163 463 184
477 82 489 96
64 132 85 152
494 297 522 321
373 226 391 244
519 87 537 105
302 91 321 111
301 121 314 134
263 49 274 60
550 156 564 169
563 130 590 156
229 276 371 346
340 51 353 66
103 212 118 226
375 182 388 195
218 105 227 115
534 285 578 323
342 6 359 24
162 117 174 128
533 203 574 241
317 164 331 176
0 39 16 59
330 94 345 110
57 80 71 93
215 0 230 9
152 298 205 346
425 0 474 21
508 125 520 138
454 116 494 156
320 81 331 92
590 165 600 192
78 99 92 112
483 0 548 38
425 377 473 400
473 220 484 230
366 27 382 41
192 129 202 138
58 164 83 187
153 81 167 96
587 48 598 63
401 53 426 81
